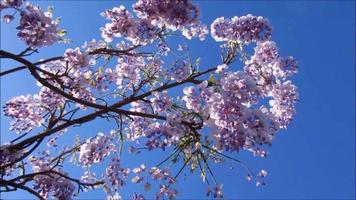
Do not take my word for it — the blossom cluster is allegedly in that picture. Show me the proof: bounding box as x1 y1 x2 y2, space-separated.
169 59 192 82
3 95 43 133
150 167 178 199
179 39 298 153
104 157 130 194
79 132 116 167
37 46 99 108
1 1 64 47
133 0 199 31
244 40 298 128
64 48 90 68
211 14 272 43
129 165 178 200
115 54 146 87
126 100 156 141
101 6 156 45
193 74 279 152
145 121 186 150
127 98 187 151
17 2 62 48
101 0 208 44
29 155 75 199
2 85 66 133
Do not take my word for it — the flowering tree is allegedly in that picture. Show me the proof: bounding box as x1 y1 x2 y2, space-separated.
0 0 298 199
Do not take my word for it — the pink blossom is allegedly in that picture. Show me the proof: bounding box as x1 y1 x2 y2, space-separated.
211 14 272 43
17 2 62 48
79 132 115 167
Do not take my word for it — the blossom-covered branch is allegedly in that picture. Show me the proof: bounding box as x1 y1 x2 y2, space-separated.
1 0 298 199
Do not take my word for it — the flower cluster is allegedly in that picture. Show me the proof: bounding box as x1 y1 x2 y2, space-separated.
169 59 192 82
148 167 178 199
102 0 208 44
150 91 172 113
38 87 65 110
181 56 297 153
79 132 116 167
64 48 90 68
29 155 75 199
16 2 62 48
115 55 145 88
3 85 68 133
204 72 277 151
3 95 43 133
182 23 209 41
133 0 199 31
244 41 298 128
101 6 157 45
269 81 298 128
126 99 186 150
104 157 130 194
145 121 186 150
39 48 98 109
182 85 205 113
251 41 279 66
211 14 272 43
127 100 156 141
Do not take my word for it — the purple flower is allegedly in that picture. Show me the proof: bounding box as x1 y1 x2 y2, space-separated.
104 158 130 194
79 132 115 167
64 48 90 68
269 81 298 128
252 41 279 65
210 17 232 42
2 14 14 23
133 0 200 31
29 156 75 199
1 0 23 10
182 23 209 40
101 6 135 43
150 91 172 113
38 87 65 109
211 14 272 43
3 95 43 133
101 6 157 45
169 59 191 82
16 2 62 48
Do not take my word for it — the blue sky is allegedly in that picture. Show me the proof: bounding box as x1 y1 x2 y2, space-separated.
1 0 355 199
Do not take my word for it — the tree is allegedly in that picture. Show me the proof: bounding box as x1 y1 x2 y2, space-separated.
0 0 298 199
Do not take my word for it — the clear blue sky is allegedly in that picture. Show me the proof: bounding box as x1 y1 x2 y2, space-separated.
1 1 355 199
